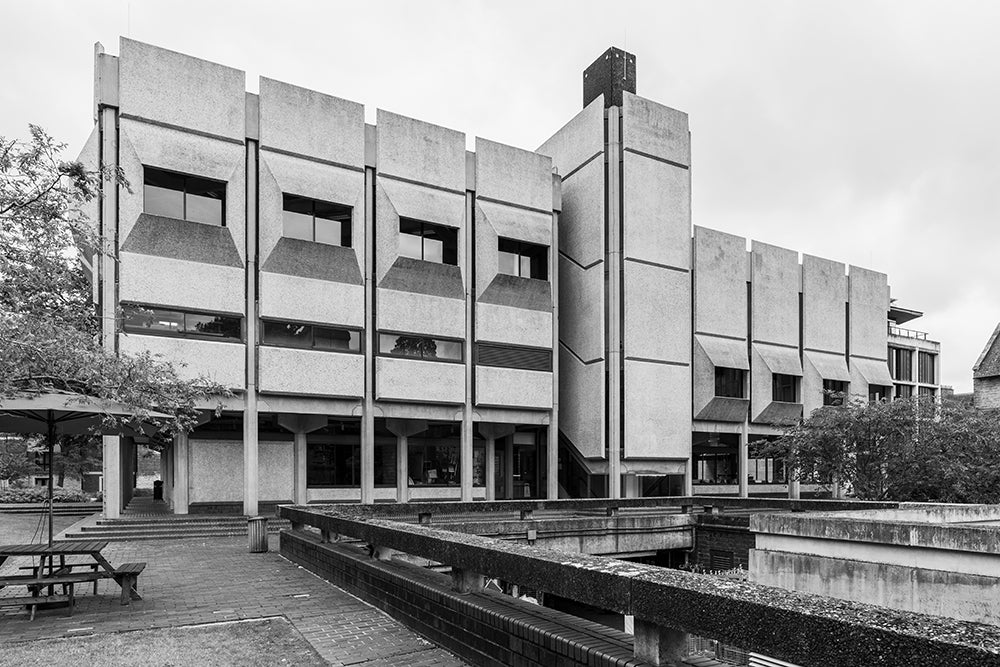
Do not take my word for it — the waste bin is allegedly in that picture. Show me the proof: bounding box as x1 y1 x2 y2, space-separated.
248 516 269 553
152 480 163 501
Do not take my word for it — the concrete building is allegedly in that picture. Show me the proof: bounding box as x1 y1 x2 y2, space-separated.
887 304 942 401
81 40 938 516
973 323 1000 409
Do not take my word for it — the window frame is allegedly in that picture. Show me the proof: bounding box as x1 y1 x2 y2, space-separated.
376 330 465 364
259 319 363 354
497 237 549 280
822 379 848 406
771 373 799 403
121 303 243 343
281 193 353 247
917 351 936 384
714 367 746 399
143 165 227 226
398 217 459 266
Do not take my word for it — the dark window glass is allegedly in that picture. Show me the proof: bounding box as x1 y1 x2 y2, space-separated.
822 380 847 406
261 320 361 353
714 368 745 398
497 238 548 280
772 374 798 403
122 304 241 341
143 167 225 225
895 384 913 399
398 218 458 265
282 194 352 246
378 333 463 362
889 347 913 382
918 352 936 384
868 384 890 402
918 386 936 398
306 443 360 487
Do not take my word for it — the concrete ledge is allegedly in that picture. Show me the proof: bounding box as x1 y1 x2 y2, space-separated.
281 503 1000 666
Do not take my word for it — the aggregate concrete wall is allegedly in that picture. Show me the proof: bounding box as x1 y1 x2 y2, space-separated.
258 347 364 398
188 439 292 503
375 357 465 404
475 367 552 410
750 549 1000 625
118 334 245 389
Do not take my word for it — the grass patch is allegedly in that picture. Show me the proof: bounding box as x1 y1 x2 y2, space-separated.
4 617 326 666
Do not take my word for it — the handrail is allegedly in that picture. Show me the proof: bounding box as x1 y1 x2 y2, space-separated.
889 325 929 341
279 502 1000 666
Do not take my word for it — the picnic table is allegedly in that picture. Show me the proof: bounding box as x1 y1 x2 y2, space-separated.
0 540 145 619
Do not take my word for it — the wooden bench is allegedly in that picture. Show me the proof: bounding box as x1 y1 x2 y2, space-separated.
0 594 72 621
20 563 101 594
113 562 146 605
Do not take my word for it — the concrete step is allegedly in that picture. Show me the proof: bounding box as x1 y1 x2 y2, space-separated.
81 521 290 532
96 516 279 526
62 529 282 541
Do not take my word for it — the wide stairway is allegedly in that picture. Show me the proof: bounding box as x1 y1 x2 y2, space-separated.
62 495 290 541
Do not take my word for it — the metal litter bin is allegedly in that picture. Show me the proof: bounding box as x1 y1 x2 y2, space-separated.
248 516 269 553
152 480 163 500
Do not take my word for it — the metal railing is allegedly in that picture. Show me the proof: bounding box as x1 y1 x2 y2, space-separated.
888 325 928 341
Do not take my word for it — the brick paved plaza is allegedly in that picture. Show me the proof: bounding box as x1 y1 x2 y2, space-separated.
0 518 466 666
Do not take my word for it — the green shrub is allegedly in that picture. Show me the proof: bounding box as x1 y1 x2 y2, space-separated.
0 487 92 503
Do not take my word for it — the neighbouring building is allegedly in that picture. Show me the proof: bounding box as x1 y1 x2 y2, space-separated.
973 323 1000 409
887 303 942 401
80 40 938 516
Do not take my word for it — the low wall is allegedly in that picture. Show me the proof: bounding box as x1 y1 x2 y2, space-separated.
693 516 753 571
281 531 644 667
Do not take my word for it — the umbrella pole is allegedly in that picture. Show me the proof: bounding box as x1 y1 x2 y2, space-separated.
48 412 54 547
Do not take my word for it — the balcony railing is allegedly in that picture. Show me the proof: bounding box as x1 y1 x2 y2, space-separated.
888 325 928 340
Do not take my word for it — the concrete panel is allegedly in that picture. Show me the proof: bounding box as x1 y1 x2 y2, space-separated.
622 92 690 167
375 357 465 404
750 549 1000 625
475 367 553 410
692 340 715 419
77 127 100 235
558 256 604 363
258 76 364 166
623 152 690 270
377 288 466 340
751 241 800 348
258 347 364 398
119 38 245 141
557 157 604 267
849 266 890 361
380 177 465 229
624 263 690 363
694 226 748 340
477 201 551 247
376 110 465 192
119 252 244 315
559 348 605 459
802 255 848 355
260 441 295 502
118 118 245 254
476 303 552 349
259 272 365 328
474 137 552 212
119 334 245 389
624 360 690 459
189 440 241 503
537 97 604 178
751 344 801 424
258 150 365 260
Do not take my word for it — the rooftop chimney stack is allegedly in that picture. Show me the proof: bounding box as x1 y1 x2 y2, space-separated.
583 47 636 109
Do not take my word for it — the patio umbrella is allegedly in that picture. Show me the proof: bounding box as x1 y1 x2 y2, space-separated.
0 390 172 546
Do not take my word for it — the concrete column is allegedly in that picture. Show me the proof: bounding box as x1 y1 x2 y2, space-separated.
788 477 801 500
633 620 687 666
243 138 260 518
549 203 560 501
102 435 121 519
294 431 307 505
461 188 474 503
739 421 749 498
451 567 485 595
684 456 694 496
396 435 408 503
485 437 496 501
546 424 558 500
460 417 473 502
174 432 189 515
361 165 376 504
624 472 640 498
504 437 514 499
606 105 623 501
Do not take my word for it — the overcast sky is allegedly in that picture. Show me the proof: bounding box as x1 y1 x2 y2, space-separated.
2 0 996 391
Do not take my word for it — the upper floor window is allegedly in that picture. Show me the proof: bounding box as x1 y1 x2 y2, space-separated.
918 352 936 384
889 347 913 382
144 167 225 226
895 384 914 399
261 319 361 353
822 380 848 406
868 384 890 402
398 218 458 265
378 332 463 362
282 194 352 247
498 238 548 280
714 368 745 399
772 374 799 403
122 303 241 342
918 386 936 399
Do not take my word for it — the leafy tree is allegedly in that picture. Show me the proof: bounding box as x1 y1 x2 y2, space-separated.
761 395 1000 503
0 125 229 436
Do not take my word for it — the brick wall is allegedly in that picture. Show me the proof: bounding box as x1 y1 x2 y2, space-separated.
281 531 649 667
974 377 1000 409
693 516 754 571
